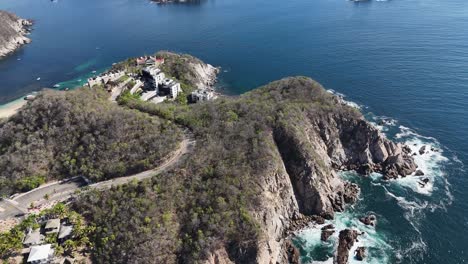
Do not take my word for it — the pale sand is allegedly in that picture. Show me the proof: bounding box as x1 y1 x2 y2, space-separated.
0 98 27 119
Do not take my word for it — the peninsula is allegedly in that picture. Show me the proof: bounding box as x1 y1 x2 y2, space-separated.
0 10 32 58
0 53 418 264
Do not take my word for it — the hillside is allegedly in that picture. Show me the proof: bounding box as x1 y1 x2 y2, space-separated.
0 10 32 57
0 89 182 196
76 77 416 263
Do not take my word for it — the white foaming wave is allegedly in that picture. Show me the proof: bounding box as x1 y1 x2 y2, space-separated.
311 258 333 264
383 187 429 224
297 212 392 264
394 238 427 263
368 115 398 132
326 89 362 109
381 124 449 198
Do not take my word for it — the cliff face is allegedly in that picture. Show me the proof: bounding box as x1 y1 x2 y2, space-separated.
0 10 32 57
230 78 416 263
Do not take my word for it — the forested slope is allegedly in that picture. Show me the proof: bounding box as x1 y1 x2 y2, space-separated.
0 89 182 195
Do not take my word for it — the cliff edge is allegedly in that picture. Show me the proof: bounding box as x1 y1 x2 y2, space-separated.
0 10 32 58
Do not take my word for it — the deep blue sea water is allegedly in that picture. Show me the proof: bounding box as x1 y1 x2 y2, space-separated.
1 0 467 263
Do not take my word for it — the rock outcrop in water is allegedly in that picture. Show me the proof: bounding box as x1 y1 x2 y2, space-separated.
0 10 32 58
335 229 359 264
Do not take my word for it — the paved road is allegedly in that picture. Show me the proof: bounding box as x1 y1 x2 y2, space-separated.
90 137 193 189
0 136 193 220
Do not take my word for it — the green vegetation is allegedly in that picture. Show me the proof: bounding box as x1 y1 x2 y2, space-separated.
117 90 141 105
14 175 46 192
117 74 130 83
0 203 92 260
77 77 361 263
0 88 182 196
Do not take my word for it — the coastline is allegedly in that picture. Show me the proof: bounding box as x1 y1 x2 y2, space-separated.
0 11 33 58
0 97 26 119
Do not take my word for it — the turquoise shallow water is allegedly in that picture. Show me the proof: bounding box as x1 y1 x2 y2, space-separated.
0 0 467 263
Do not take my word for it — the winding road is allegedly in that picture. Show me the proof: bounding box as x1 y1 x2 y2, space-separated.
0 137 194 221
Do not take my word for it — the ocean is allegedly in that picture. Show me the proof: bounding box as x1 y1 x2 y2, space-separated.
0 0 467 263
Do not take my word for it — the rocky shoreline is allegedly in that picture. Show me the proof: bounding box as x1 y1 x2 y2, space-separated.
0 10 33 58
253 81 418 263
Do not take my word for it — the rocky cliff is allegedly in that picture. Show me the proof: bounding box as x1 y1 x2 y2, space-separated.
74 76 416 264
174 77 416 264
243 78 416 264
0 10 32 58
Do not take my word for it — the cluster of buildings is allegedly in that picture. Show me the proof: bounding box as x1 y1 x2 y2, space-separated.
86 56 217 104
87 70 124 88
22 218 74 263
138 65 182 102
136 56 164 66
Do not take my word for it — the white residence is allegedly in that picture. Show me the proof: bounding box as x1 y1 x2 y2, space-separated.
27 244 53 264
142 66 165 91
160 78 182 99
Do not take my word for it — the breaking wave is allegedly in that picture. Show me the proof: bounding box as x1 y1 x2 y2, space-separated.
294 94 461 263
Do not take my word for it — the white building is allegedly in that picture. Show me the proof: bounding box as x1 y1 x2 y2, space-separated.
190 89 215 103
160 78 182 99
87 71 125 88
142 66 165 91
27 244 53 264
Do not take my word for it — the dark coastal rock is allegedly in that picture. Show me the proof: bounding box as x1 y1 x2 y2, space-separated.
382 153 418 180
419 145 426 155
418 178 430 188
415 169 425 176
321 230 335 241
312 215 326 224
359 214 377 227
343 182 360 204
322 224 335 230
280 240 300 264
357 163 373 175
335 229 359 264
355 247 366 261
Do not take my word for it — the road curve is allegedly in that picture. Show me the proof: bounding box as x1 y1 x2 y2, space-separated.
0 136 194 220
90 137 192 189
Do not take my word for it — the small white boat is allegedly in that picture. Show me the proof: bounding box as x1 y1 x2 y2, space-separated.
36 77 41 81
24 94 36 101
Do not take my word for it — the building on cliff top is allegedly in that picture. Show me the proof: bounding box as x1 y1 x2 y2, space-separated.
190 89 215 103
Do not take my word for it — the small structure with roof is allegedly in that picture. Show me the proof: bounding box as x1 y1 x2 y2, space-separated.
23 229 43 247
27 244 53 263
44 219 60 234
58 224 73 243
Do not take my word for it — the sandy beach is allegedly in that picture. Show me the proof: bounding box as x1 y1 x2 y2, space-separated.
0 98 27 119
